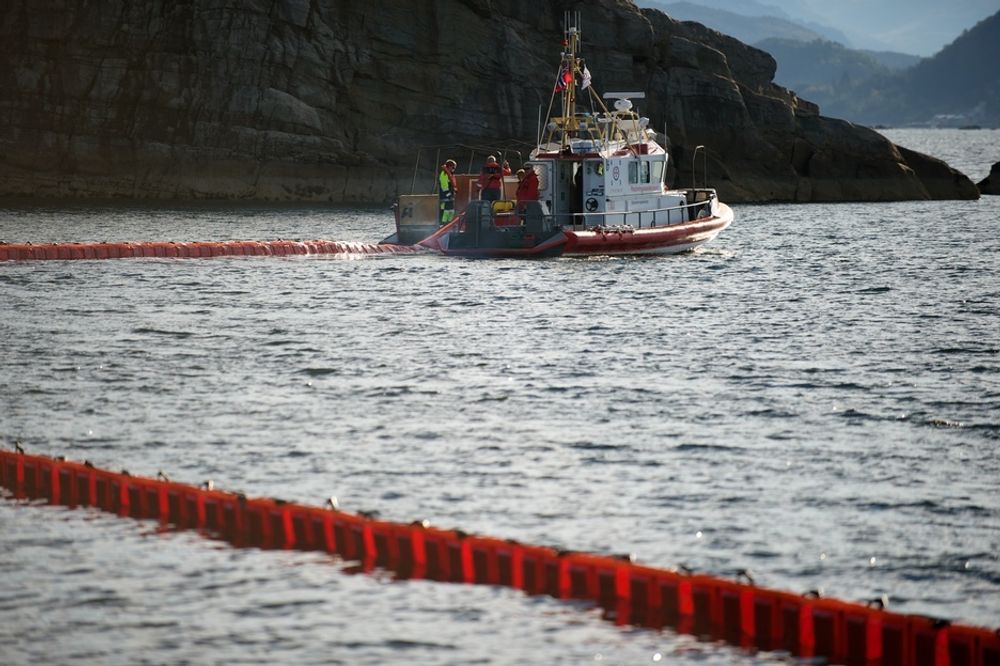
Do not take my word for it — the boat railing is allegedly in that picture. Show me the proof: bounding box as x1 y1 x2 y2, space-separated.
542 196 715 229
405 143 534 195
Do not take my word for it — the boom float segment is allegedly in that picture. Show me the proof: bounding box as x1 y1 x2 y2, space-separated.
0 239 426 261
1 448 998 666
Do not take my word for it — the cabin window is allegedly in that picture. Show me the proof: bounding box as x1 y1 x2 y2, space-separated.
641 161 651 183
652 162 663 183
628 161 638 184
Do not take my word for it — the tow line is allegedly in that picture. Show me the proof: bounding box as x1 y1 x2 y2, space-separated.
0 239 426 261
1 447 997 665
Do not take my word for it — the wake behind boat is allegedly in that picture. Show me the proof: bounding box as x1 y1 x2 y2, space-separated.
384 13 733 258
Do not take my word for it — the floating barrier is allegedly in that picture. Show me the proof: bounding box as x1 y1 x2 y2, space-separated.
1 447 997 666
0 239 425 262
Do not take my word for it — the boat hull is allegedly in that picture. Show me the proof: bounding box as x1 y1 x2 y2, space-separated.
417 218 568 258
563 204 733 256
416 204 733 258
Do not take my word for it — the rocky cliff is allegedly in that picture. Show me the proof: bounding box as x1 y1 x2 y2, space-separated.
0 0 979 203
978 162 1000 195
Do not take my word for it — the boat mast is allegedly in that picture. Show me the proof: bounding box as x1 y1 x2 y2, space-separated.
538 12 615 155
559 10 582 151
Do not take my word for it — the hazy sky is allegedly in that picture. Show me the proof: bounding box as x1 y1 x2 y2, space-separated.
760 0 999 55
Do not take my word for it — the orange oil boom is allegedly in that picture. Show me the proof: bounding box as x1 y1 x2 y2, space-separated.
1 447 997 666
0 239 425 261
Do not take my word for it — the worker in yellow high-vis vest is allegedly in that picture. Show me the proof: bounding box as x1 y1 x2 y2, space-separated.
438 159 458 225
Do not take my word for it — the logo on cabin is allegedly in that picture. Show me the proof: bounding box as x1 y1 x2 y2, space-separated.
612 166 620 182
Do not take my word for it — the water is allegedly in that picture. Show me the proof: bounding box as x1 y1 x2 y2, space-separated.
879 128 999 183
2 130 999 665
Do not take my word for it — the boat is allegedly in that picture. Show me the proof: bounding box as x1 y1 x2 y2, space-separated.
383 13 733 258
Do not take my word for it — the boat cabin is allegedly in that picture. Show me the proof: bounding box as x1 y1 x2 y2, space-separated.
529 152 692 229
525 92 713 229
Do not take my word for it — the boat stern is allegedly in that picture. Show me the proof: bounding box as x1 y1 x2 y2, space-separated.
382 194 442 245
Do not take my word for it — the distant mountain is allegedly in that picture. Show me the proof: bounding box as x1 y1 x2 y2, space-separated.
645 0 1000 58
900 11 1000 122
820 10 1000 127
793 18 852 47
643 2 826 45
639 0 851 46
641 2 921 119
857 50 921 72
661 0 792 20
644 0 998 128
753 0 999 57
756 38 897 112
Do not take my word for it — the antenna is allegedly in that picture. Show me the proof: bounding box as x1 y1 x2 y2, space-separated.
410 148 422 194
664 122 670 186
537 104 543 149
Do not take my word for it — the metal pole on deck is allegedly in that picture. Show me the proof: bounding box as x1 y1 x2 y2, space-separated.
692 145 704 189
537 105 543 150
410 148 422 194
499 149 506 200
434 148 441 193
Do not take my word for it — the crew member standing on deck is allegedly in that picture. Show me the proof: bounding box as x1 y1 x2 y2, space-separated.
438 159 458 225
477 155 504 202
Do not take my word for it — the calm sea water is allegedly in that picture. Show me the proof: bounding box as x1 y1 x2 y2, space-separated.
1 130 998 665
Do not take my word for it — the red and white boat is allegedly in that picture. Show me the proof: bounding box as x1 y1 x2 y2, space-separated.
384 14 733 258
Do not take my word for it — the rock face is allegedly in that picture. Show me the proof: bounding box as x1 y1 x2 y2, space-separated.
977 162 1000 195
0 0 980 203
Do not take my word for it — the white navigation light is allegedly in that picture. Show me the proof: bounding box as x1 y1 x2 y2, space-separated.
614 99 633 112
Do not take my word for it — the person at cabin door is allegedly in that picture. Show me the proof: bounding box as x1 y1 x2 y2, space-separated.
438 159 458 225
516 165 540 218
502 160 512 176
571 165 584 224
477 155 504 202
